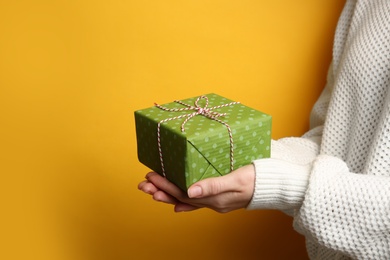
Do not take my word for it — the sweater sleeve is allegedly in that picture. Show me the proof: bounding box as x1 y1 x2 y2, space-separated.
246 137 318 212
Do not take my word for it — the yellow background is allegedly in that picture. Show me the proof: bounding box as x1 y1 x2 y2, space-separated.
0 1 345 259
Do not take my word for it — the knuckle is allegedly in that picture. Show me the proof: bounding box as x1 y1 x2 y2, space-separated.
208 179 224 195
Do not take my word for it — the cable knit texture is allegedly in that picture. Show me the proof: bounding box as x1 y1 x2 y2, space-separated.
248 0 390 259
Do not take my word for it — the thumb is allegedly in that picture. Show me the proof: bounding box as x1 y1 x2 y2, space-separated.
187 174 236 198
187 164 255 198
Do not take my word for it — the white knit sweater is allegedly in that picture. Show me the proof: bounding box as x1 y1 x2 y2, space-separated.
248 1 390 259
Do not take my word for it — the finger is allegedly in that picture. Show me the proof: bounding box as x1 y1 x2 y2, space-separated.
146 172 187 199
145 171 158 178
187 164 254 198
153 190 180 205
138 180 159 195
187 174 237 198
174 203 201 212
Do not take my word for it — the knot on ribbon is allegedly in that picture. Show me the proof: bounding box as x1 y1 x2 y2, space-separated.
197 107 206 114
155 95 233 132
154 95 240 177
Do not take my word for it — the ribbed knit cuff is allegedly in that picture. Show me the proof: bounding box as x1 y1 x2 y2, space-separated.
247 158 311 211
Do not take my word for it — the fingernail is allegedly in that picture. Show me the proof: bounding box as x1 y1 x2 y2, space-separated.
188 186 202 198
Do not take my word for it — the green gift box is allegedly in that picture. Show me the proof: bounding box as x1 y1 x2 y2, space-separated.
134 93 272 191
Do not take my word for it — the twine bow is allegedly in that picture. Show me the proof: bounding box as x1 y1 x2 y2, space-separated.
154 95 240 177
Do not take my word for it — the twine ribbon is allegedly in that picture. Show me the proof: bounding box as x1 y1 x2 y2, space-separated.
154 95 240 177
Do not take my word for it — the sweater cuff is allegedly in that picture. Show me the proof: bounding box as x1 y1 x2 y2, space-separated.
247 158 311 211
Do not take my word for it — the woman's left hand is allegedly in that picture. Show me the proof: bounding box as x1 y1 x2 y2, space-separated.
137 164 256 213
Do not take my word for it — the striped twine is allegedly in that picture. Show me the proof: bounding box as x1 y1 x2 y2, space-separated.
155 95 240 177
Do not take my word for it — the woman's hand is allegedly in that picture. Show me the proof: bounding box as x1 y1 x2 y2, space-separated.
138 164 255 213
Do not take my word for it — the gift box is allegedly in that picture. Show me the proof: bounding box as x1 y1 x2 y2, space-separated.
134 93 272 191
